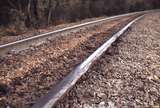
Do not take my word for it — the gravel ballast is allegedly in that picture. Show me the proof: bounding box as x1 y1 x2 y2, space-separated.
0 17 105 45
55 12 160 108
0 15 137 107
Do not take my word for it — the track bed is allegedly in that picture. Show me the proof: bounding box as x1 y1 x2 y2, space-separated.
55 12 160 108
0 17 105 45
0 14 139 108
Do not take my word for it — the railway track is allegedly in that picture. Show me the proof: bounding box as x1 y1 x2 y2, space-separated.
0 10 159 108
32 15 144 108
0 10 156 56
55 12 160 108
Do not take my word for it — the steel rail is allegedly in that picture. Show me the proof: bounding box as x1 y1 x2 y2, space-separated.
32 14 144 108
0 10 156 56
